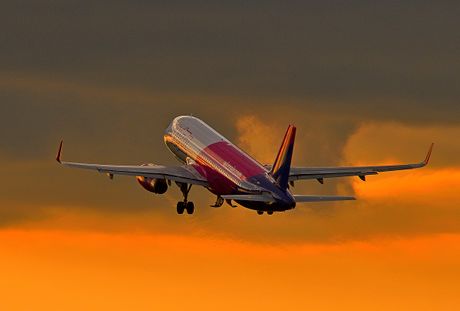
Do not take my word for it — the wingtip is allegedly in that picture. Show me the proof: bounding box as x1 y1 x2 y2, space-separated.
423 143 434 165
56 140 64 163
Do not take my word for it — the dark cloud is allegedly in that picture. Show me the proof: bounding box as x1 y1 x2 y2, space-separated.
1 1 459 123
0 77 232 160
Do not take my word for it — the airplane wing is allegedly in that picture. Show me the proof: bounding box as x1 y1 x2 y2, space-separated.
56 141 209 186
285 143 434 183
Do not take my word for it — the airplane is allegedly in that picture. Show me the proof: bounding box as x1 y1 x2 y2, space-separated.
56 115 434 215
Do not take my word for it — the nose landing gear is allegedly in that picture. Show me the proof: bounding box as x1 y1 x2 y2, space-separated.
211 195 224 208
257 210 274 215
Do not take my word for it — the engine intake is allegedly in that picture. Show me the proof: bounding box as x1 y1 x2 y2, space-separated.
136 164 168 194
137 176 168 194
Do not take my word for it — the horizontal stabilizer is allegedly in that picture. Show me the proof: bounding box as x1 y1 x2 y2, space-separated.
221 193 275 203
294 195 355 202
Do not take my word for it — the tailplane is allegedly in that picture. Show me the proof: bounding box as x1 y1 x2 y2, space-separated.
270 125 296 190
294 195 355 202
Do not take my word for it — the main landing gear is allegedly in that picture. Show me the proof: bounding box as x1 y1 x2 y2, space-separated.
176 183 194 215
257 210 274 215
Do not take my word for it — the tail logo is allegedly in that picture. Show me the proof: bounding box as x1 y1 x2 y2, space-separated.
270 125 296 190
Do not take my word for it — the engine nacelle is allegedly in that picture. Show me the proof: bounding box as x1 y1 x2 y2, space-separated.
136 164 168 194
137 176 168 194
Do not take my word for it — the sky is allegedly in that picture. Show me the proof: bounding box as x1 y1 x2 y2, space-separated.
1 1 460 310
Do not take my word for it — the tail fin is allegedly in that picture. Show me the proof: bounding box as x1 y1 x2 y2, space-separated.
270 125 296 190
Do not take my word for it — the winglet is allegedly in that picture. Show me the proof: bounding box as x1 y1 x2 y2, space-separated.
56 140 64 163
423 143 434 166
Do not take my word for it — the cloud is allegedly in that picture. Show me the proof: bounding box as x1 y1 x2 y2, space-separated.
352 168 460 206
343 121 460 167
235 115 284 164
0 67 459 243
0 73 245 161
338 121 460 238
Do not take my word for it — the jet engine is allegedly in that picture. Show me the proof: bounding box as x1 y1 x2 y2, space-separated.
136 164 168 194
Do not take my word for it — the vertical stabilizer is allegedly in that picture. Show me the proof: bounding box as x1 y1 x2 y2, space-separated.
270 125 296 190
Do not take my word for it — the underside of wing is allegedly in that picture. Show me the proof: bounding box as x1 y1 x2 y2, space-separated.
56 141 208 186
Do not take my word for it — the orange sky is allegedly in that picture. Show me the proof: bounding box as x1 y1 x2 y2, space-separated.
0 229 459 311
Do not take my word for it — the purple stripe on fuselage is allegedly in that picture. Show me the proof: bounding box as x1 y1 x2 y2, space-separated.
192 162 237 194
202 141 266 178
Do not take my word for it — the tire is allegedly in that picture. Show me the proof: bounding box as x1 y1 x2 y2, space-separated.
177 202 185 214
267 211 273 215
186 202 195 214
257 210 264 215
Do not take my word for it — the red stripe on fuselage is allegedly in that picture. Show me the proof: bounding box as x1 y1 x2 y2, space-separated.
202 141 265 178
194 141 266 194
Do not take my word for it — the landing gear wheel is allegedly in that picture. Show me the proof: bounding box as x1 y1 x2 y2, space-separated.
186 201 195 214
176 202 185 214
267 211 273 215
176 183 194 215
257 210 264 215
